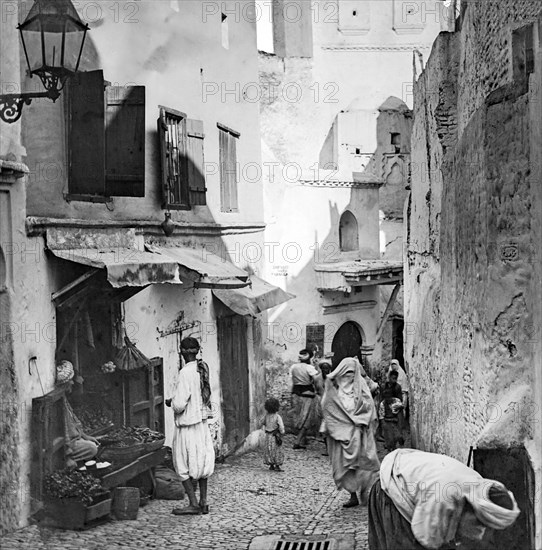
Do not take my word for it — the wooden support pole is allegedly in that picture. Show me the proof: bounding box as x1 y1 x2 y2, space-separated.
376 283 401 342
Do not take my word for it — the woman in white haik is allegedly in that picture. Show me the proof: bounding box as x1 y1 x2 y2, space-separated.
168 336 215 515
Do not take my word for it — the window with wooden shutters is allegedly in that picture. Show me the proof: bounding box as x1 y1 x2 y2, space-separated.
158 107 206 209
105 85 146 197
66 71 146 199
218 123 239 212
67 70 106 196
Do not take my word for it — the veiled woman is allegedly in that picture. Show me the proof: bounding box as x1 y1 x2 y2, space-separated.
322 357 380 508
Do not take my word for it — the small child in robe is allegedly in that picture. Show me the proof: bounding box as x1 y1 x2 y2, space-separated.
262 398 285 471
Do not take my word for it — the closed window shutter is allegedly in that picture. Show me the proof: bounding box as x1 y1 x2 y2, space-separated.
186 118 206 206
219 126 239 212
227 133 238 211
105 85 146 197
67 70 105 195
219 128 228 210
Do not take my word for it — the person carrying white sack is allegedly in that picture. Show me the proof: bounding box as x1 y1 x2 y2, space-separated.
368 448 520 549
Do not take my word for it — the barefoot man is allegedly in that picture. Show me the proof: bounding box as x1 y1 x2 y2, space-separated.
169 337 214 515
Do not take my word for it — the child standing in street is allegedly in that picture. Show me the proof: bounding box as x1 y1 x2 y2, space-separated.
262 398 285 471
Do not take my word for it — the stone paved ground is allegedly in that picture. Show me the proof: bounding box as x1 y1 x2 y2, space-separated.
0 434 391 550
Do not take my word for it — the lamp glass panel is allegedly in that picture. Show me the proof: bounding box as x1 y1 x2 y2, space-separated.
62 30 85 72
20 29 43 73
43 30 64 68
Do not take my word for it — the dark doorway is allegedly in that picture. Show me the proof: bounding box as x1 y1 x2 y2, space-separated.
473 447 535 550
218 314 250 452
392 318 404 370
331 321 363 369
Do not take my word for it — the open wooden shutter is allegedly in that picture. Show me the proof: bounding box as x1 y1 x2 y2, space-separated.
67 70 105 196
105 85 146 197
31 388 68 502
187 118 206 206
124 358 164 431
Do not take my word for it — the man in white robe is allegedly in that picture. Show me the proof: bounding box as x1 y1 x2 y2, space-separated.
168 337 214 515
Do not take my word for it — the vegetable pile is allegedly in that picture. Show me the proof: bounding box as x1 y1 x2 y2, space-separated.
74 406 114 433
45 469 104 505
100 426 164 448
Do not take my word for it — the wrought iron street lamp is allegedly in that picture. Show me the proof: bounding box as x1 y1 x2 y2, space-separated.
0 0 89 124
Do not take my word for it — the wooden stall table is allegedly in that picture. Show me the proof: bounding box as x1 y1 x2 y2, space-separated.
101 447 167 494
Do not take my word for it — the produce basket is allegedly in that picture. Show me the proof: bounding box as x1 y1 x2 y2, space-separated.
99 442 147 466
144 438 165 453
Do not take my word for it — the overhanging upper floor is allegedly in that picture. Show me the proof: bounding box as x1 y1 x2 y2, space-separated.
315 259 403 292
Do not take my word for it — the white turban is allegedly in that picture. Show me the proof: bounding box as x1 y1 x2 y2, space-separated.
55 360 74 385
468 481 520 530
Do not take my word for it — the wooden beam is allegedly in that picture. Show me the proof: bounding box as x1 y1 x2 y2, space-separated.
51 269 99 305
376 283 401 342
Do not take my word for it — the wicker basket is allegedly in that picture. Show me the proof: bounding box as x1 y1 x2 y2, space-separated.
111 487 140 520
99 442 146 466
144 438 165 453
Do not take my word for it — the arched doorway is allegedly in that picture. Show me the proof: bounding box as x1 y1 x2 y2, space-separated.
331 321 363 368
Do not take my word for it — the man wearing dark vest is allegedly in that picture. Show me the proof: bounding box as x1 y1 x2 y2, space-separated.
290 349 318 449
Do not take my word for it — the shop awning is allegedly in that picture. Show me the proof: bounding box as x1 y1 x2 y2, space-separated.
47 227 183 288
49 247 182 288
213 275 295 316
148 245 250 289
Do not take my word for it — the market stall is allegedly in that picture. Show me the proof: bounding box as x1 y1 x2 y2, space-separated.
31 281 168 528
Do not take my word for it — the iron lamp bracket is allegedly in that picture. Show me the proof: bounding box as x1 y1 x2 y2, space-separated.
0 88 60 124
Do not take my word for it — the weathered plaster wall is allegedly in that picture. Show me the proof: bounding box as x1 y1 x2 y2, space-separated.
0 1 25 160
0 175 59 532
407 3 542 542
22 0 263 228
0 178 21 535
0 1 49 534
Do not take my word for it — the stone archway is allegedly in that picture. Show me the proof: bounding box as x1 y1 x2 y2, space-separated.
331 321 363 368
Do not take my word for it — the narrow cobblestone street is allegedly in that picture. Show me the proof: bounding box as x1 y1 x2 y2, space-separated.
1 435 376 550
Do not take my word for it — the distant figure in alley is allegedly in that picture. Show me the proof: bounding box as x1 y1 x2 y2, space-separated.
290 348 319 449
321 357 380 508
379 370 404 452
368 448 520 549
168 337 214 515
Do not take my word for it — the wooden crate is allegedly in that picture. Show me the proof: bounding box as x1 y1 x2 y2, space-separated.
43 493 111 530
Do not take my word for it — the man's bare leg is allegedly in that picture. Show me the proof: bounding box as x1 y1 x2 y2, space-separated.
172 478 201 515
198 478 209 513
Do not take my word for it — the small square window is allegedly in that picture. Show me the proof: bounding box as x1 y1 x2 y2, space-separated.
391 133 401 153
